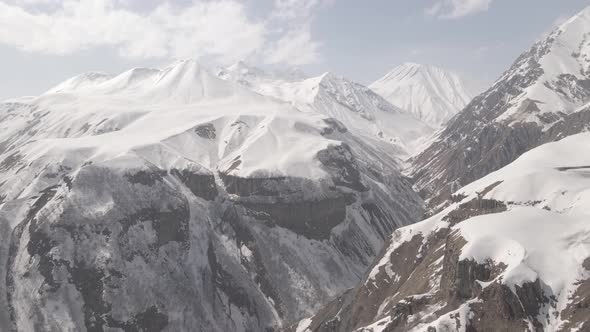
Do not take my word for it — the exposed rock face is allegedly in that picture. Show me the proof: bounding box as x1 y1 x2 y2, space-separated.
293 203 571 332
5 165 196 331
0 148 422 331
293 201 513 332
294 133 590 332
411 8 590 210
194 123 217 139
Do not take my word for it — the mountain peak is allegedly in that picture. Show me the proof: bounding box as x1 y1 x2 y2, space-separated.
559 5 590 31
370 63 475 128
162 59 207 78
397 62 428 70
46 71 113 94
410 6 590 209
317 71 342 83
487 5 590 125
45 59 246 103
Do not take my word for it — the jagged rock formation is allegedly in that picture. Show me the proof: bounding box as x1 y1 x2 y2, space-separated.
0 60 424 331
411 7 590 210
294 132 590 332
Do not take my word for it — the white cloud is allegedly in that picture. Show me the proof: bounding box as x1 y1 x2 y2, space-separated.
272 0 333 20
0 0 328 65
263 0 332 65
266 25 320 65
426 0 494 19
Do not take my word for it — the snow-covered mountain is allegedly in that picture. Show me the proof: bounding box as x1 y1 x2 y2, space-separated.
370 63 476 128
411 6 590 210
46 60 251 103
218 62 434 157
0 59 424 331
4 4 590 332
295 131 590 332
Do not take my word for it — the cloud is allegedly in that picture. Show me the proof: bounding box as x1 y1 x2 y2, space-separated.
272 0 321 20
426 0 494 19
263 0 333 65
266 24 320 65
0 0 328 65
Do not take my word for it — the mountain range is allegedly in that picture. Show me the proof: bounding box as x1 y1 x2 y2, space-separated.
0 59 426 331
1 5 590 332
218 62 434 157
294 6 590 332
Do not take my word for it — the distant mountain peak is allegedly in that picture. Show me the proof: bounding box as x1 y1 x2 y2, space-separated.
370 63 476 128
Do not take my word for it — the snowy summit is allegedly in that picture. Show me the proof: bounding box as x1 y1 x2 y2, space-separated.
370 62 476 128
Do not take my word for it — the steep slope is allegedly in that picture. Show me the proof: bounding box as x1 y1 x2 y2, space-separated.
0 60 423 331
370 63 476 128
218 63 434 157
412 7 590 209
295 132 590 332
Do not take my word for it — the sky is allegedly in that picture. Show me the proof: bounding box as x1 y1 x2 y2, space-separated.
0 0 588 100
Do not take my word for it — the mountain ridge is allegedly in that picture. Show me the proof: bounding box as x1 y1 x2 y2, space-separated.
218 62 434 157
411 6 590 210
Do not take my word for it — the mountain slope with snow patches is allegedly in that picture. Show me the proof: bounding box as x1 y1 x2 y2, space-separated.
0 60 424 331
295 132 590 332
370 63 476 128
218 62 434 157
412 6 590 209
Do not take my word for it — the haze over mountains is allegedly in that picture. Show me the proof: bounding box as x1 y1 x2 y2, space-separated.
1 5 590 332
